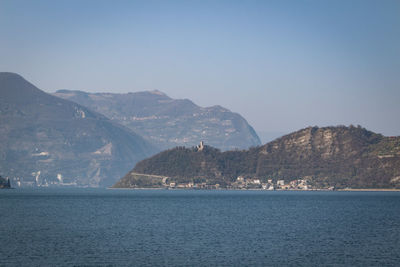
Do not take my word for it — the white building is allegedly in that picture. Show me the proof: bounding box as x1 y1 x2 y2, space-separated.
277 180 285 186
197 141 204 151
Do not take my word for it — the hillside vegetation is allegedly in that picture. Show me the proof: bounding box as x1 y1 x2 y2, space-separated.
114 126 400 189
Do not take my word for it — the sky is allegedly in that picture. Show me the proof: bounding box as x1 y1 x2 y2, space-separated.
1 0 399 141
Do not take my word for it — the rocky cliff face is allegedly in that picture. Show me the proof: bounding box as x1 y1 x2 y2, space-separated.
54 90 261 151
115 126 400 189
0 72 156 187
256 126 400 188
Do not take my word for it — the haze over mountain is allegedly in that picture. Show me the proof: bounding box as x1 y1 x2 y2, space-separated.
115 125 400 189
54 90 261 151
2 1 399 139
0 72 155 187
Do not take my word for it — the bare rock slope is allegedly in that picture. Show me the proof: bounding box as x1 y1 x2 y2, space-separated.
54 90 261 151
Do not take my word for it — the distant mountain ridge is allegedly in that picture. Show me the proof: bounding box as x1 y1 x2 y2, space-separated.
0 72 156 187
54 89 261 151
114 125 400 189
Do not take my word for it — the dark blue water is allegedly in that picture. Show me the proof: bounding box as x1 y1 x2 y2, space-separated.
1 189 400 266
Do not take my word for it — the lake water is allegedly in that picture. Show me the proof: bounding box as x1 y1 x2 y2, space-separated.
1 189 400 266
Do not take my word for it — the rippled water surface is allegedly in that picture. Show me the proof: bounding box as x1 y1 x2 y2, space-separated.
1 189 400 266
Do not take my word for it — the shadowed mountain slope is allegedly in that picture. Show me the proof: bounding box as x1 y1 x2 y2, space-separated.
0 72 155 187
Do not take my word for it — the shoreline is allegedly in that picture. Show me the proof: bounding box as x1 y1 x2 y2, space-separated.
337 188 400 192
109 187 400 192
107 187 165 190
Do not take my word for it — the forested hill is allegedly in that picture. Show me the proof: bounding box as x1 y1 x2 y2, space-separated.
114 126 400 189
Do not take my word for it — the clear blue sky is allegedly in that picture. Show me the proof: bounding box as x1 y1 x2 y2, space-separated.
1 0 399 139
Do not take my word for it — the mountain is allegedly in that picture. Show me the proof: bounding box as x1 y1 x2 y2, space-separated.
53 90 261 151
0 72 155 187
113 125 400 189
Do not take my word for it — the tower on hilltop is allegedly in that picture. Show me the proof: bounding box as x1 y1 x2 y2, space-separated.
197 141 204 151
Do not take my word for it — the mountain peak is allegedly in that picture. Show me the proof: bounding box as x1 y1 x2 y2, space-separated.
0 72 49 105
148 90 167 96
0 72 24 79
0 72 32 87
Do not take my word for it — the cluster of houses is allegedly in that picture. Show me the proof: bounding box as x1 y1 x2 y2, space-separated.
167 181 220 190
164 176 330 190
229 176 311 190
